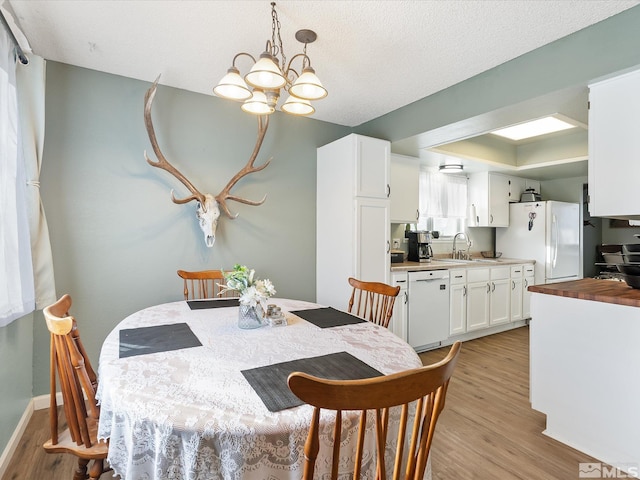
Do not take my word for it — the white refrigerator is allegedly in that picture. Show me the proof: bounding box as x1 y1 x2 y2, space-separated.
496 201 581 285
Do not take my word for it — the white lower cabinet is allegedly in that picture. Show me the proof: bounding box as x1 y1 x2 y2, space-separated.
523 264 535 319
489 267 511 326
449 270 467 336
510 265 524 322
389 272 408 341
466 268 491 331
405 262 533 346
450 264 522 336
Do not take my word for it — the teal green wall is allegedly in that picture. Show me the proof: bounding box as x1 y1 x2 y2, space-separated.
31 62 350 396
3 3 640 459
0 313 33 449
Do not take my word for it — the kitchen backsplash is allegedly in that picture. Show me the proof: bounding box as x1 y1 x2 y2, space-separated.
390 223 494 258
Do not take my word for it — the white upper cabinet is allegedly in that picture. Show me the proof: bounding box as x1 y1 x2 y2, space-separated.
355 135 390 199
508 177 540 203
469 172 541 226
509 177 526 203
390 154 420 223
588 68 640 218
468 172 510 227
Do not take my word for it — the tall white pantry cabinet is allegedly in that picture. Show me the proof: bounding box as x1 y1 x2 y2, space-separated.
316 134 391 310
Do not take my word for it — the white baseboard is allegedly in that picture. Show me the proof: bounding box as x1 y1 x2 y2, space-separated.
0 392 64 478
33 392 63 411
0 399 34 479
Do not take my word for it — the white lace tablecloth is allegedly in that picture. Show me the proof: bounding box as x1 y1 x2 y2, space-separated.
97 298 427 480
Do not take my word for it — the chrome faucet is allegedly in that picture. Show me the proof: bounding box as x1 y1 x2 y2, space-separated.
452 232 471 260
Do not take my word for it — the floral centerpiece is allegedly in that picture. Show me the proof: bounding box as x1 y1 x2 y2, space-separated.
222 264 276 328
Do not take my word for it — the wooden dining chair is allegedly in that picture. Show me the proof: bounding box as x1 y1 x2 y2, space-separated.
347 277 400 328
177 269 239 300
288 341 461 480
43 294 110 480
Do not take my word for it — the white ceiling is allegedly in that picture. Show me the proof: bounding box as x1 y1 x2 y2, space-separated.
3 0 639 127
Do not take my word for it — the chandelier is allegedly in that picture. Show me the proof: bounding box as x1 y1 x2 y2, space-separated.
213 2 327 116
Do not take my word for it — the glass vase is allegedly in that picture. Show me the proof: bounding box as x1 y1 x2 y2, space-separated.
238 303 264 329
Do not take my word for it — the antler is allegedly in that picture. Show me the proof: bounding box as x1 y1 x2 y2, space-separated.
215 115 271 218
144 75 206 206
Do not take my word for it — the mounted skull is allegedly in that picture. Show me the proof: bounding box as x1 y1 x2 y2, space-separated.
143 76 271 247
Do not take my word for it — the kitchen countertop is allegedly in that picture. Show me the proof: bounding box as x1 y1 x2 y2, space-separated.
528 277 640 307
391 257 535 272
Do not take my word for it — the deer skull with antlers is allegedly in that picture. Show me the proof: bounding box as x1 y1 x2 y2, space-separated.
143 76 271 247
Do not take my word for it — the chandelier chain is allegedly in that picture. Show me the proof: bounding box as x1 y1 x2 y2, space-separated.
271 2 286 72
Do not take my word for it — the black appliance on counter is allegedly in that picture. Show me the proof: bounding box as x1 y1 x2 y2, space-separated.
406 231 437 262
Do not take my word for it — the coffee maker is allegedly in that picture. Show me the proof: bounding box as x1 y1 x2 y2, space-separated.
406 231 436 263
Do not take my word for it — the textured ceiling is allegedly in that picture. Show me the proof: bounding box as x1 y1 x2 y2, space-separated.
3 0 639 127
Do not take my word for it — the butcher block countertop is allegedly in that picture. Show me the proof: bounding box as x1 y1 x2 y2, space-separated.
528 278 640 307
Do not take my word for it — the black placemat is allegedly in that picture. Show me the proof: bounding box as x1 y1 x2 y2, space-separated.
289 307 366 328
119 323 202 358
187 298 240 309
242 351 382 412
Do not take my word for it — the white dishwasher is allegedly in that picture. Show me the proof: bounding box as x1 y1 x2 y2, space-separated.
407 270 450 352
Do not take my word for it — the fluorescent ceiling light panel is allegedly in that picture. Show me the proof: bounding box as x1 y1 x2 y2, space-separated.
490 116 577 141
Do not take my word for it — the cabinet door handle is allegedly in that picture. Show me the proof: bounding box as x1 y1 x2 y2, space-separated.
404 291 408 304
490 214 494 224
387 184 391 198
416 209 420 221
524 279 528 288
512 280 516 290
492 282 496 292
463 286 467 296
487 283 491 293
386 240 390 253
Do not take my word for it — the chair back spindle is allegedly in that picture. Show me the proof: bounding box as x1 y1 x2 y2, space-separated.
177 269 239 300
347 277 400 328
288 341 461 480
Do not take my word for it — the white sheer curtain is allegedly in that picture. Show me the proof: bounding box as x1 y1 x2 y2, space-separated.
418 169 468 236
0 25 34 326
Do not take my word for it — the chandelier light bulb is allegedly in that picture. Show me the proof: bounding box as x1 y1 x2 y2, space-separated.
213 66 253 101
289 66 327 101
245 52 286 90
241 90 275 115
281 94 315 116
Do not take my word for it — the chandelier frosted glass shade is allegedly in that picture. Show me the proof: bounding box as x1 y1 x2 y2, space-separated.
213 67 252 101
245 53 287 90
289 66 327 100
241 90 275 115
281 95 315 116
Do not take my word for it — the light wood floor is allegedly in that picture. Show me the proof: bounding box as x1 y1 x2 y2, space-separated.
3 326 596 479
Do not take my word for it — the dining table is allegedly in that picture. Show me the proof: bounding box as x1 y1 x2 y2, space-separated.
96 297 427 480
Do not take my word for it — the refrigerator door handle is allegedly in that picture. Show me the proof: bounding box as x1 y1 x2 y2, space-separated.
552 214 559 268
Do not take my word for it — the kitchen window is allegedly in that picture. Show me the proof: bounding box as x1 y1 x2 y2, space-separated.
417 169 468 237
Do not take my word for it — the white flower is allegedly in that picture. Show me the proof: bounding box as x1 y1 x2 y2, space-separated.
239 286 260 307
256 279 276 297
221 264 275 306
